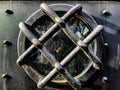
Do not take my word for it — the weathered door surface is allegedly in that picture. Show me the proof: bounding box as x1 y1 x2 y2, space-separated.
0 1 120 90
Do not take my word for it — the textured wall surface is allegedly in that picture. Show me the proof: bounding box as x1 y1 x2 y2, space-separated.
0 1 120 90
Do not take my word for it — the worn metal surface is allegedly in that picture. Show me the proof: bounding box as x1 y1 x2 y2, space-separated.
0 1 120 90
17 3 103 89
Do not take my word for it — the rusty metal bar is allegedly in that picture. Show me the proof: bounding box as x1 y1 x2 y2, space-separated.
19 22 43 48
40 3 82 23
17 4 82 66
41 47 82 90
40 3 103 70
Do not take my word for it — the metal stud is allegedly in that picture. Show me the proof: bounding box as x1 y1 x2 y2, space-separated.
102 76 108 84
104 42 108 47
3 40 12 46
2 73 12 80
102 10 111 16
4 9 14 14
118 28 120 32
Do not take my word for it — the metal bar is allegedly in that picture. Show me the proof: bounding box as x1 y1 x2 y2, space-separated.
40 3 79 44
18 22 81 90
83 25 103 45
37 46 80 88
40 3 103 70
19 22 43 48
37 25 103 88
17 4 82 66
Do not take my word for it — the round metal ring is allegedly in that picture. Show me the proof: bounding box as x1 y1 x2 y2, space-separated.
17 3 103 89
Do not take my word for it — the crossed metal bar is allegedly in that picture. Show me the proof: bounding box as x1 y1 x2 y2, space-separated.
17 3 103 90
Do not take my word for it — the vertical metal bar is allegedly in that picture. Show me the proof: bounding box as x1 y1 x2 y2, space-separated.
40 3 80 44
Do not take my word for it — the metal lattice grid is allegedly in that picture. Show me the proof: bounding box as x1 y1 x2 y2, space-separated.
17 3 103 90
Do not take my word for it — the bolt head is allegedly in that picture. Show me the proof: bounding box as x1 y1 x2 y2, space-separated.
3 40 12 46
102 10 111 16
102 76 108 84
2 73 12 80
104 43 108 47
4 9 14 14
118 28 120 32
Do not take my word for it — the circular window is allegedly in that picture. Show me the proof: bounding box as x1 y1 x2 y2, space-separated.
17 3 103 89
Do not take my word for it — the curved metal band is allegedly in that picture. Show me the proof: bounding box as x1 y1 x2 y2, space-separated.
36 25 103 88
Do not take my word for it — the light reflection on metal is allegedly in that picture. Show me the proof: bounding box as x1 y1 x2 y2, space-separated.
102 76 108 84
2 73 12 80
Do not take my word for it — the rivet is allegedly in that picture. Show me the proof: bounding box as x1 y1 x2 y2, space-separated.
104 43 108 47
118 28 120 32
3 40 12 46
102 76 108 84
102 10 111 16
4 9 14 14
2 73 12 80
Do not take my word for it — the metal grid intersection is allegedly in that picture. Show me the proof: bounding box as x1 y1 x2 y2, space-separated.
17 3 103 90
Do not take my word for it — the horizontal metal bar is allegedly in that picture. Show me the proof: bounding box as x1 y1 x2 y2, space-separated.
37 25 103 88
17 44 35 66
77 25 103 69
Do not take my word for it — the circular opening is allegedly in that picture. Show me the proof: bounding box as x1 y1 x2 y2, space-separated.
25 11 96 83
